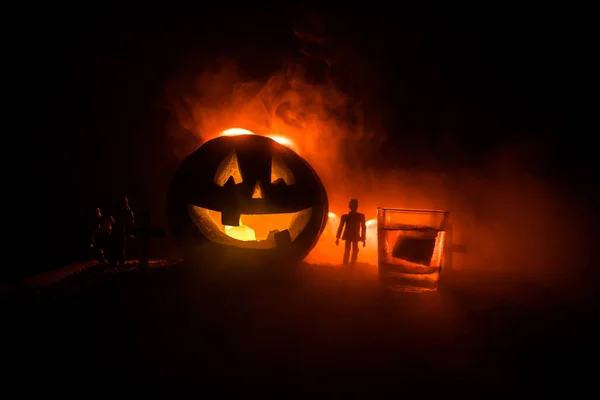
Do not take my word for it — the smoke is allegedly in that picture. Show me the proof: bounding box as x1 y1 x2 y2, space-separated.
164 18 594 298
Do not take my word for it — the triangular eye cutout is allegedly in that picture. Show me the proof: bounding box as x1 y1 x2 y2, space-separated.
251 181 264 199
214 151 243 186
271 156 295 185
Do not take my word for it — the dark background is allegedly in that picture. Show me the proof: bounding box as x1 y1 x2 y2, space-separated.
13 5 592 282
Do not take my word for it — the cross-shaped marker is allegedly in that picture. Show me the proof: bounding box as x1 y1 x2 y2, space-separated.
127 211 165 269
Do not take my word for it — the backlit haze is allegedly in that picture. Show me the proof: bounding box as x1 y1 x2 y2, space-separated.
165 29 593 296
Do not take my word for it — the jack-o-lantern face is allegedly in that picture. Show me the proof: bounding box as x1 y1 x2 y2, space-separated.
167 134 328 265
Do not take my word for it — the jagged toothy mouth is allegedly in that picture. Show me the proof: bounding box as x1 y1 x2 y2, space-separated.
188 205 312 249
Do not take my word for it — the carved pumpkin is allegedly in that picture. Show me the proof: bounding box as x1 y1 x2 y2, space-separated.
167 134 329 266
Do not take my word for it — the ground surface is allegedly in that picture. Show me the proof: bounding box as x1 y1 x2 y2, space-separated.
2 259 598 395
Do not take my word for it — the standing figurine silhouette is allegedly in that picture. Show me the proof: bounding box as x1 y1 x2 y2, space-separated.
90 208 113 263
110 196 135 265
336 199 366 266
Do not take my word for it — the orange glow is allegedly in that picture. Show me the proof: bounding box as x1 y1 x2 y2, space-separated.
169 64 452 267
319 212 378 264
220 128 255 136
326 212 340 238
200 125 385 265
190 206 312 249
265 135 299 153
224 217 257 241
167 60 583 289
224 224 257 241
218 129 299 153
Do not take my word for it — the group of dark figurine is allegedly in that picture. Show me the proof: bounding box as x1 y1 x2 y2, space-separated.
90 196 137 265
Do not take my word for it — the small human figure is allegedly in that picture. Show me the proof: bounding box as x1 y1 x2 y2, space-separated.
90 208 114 263
109 196 135 265
335 199 366 266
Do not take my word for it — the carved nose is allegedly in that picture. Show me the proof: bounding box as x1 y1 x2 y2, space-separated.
251 181 264 199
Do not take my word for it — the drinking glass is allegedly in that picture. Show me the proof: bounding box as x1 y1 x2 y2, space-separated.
377 208 448 293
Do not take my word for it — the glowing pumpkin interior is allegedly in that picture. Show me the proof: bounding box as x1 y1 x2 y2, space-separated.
188 149 313 249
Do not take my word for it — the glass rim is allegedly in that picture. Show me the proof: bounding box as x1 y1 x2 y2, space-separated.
377 207 448 215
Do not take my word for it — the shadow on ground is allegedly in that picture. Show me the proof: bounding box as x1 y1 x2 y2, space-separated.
3 260 597 394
